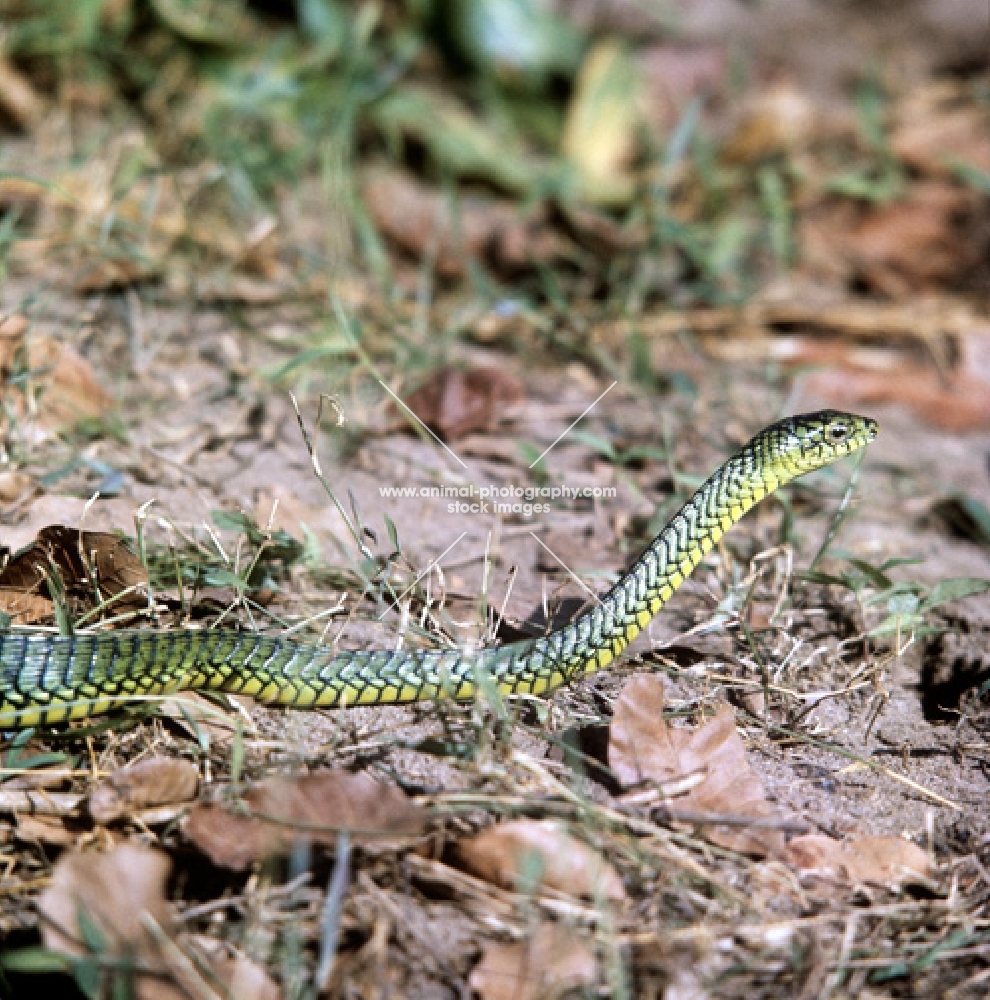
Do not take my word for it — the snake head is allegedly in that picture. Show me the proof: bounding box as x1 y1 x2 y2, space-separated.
775 410 878 473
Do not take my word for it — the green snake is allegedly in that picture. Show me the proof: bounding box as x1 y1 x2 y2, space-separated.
0 410 876 729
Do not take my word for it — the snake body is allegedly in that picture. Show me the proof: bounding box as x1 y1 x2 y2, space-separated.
0 410 876 728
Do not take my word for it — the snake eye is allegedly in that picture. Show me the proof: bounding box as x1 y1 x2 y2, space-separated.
826 421 850 444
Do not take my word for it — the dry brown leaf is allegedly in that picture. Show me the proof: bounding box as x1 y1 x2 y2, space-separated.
800 182 979 297
0 587 54 625
89 758 200 824
35 844 232 1000
184 770 426 871
26 335 114 429
786 833 932 888
183 804 263 872
849 183 975 297
608 675 785 857
455 819 626 901
893 97 990 177
396 365 524 442
38 845 174 1000
0 319 114 435
0 525 149 616
14 814 75 847
469 923 597 1000
363 168 570 277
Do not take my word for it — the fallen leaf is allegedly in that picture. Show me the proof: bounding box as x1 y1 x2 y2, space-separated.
469 923 597 1000
89 758 200 824
396 365 525 441
26 336 114 429
184 770 426 871
39 844 172 954
786 833 932 888
800 181 980 297
608 675 785 857
14 814 75 847
893 90 990 177
848 183 975 297
0 319 114 437
183 805 264 872
0 495 140 555
0 525 150 616
363 169 570 277
0 587 54 625
455 819 626 901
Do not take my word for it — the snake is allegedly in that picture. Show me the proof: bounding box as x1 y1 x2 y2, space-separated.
0 410 876 729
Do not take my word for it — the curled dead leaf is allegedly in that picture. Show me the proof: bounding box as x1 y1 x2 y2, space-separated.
38 844 172 961
786 833 932 889
184 770 426 871
0 587 54 625
892 95 990 177
14 813 75 847
608 675 785 857
0 318 113 436
455 819 625 902
26 336 114 429
0 525 150 618
395 365 525 441
89 758 200 824
183 804 263 872
469 923 597 1000
363 169 570 277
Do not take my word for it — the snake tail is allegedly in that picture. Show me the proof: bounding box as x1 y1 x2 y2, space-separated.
0 410 877 728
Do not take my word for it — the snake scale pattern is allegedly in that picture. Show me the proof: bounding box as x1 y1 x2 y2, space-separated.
0 411 877 729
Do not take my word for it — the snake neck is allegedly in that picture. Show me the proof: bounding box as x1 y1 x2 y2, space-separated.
493 446 785 689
